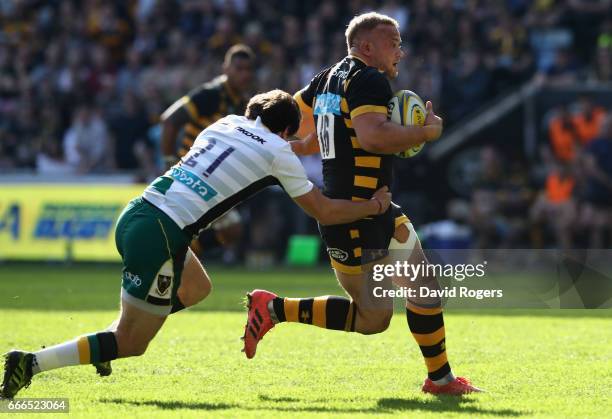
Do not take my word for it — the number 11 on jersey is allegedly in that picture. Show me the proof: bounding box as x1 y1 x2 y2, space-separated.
316 113 336 160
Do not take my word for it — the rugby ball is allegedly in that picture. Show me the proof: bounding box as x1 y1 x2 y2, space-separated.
387 90 426 158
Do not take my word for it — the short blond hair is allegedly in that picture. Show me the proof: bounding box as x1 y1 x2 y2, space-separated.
345 12 399 51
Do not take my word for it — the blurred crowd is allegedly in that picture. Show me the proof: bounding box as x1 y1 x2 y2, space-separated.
2 0 611 173
423 96 612 250
1 0 611 253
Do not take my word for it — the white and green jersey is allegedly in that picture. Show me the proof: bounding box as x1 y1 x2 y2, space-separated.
143 115 313 236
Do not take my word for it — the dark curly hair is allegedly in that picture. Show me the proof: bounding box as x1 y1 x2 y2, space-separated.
245 89 301 136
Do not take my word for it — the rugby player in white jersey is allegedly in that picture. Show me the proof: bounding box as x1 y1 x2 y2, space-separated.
1 90 391 399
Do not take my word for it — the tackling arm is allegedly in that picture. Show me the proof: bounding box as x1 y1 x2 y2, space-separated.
293 186 391 226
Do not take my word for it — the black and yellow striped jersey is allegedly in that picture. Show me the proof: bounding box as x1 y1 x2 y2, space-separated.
295 56 393 202
174 75 247 157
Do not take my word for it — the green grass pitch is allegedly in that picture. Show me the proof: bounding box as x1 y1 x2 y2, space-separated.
0 264 610 418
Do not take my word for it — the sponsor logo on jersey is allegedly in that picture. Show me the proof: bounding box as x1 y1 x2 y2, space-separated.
328 247 349 262
314 93 342 116
331 69 349 79
170 167 218 202
235 126 266 144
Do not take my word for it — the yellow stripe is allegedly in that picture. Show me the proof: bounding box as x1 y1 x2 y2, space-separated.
350 137 360 148
294 91 312 110
341 98 349 113
395 215 410 228
312 297 327 328
424 352 449 373
354 175 378 189
350 229 359 239
355 156 381 168
330 258 363 274
353 247 362 258
344 118 353 128
352 196 367 201
182 96 200 120
284 298 300 322
185 124 201 137
344 302 355 331
77 336 90 364
407 302 443 315
350 105 388 119
411 326 446 346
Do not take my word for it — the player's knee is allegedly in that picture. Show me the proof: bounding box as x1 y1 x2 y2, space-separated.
356 310 393 335
125 338 149 357
114 331 150 357
177 276 212 307
376 311 393 332
125 342 149 357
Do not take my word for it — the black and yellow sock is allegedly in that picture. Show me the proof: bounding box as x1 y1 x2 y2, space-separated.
406 303 452 382
272 296 356 331
76 332 118 364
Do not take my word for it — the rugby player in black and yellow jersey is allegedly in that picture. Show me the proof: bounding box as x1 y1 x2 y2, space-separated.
243 12 481 395
160 44 255 258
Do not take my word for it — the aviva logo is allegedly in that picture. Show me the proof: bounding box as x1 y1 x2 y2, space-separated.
313 93 341 116
34 204 121 239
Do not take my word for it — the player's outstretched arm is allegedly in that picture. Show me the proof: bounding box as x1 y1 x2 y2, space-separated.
353 101 443 154
293 186 391 225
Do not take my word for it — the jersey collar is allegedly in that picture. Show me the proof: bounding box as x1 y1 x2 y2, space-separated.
348 54 368 66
